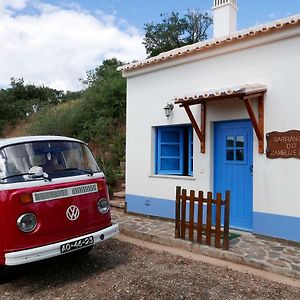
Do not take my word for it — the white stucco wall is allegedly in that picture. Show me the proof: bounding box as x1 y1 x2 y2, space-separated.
125 29 300 219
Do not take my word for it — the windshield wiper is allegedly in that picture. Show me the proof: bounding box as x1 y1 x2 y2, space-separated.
1 172 52 182
1 173 31 181
52 168 94 176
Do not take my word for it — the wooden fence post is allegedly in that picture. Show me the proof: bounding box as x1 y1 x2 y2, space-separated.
206 192 212 246
223 191 230 250
215 193 222 248
180 189 187 239
175 186 181 239
189 190 195 242
197 191 203 243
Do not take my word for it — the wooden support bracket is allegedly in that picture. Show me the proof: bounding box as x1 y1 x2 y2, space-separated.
177 88 266 155
243 94 265 154
183 103 206 153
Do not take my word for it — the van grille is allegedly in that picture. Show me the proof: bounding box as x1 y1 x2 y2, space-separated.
33 183 99 202
71 184 97 195
34 189 69 202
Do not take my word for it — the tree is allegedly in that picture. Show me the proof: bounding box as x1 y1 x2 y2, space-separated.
80 58 126 123
143 10 213 57
0 78 66 118
0 78 76 135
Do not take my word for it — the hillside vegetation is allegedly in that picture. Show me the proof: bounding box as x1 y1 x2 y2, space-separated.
0 58 126 191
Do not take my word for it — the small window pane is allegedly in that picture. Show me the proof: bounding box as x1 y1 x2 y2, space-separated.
161 145 180 157
161 131 180 143
236 149 244 161
161 158 180 171
226 150 234 161
226 136 234 147
236 136 245 148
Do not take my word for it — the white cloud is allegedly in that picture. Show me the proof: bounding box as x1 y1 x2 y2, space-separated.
268 12 280 19
268 11 292 20
0 0 27 11
0 1 146 90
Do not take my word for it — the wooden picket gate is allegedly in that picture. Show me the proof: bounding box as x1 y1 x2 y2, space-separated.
175 186 230 250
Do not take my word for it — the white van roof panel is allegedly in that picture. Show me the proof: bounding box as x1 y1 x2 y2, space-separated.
0 136 84 148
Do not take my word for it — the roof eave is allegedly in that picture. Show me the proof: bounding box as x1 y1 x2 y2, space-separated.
119 14 300 78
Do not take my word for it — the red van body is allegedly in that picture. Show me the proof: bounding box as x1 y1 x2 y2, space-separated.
0 136 118 267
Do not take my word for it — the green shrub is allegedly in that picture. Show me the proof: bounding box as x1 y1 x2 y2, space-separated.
27 58 126 193
28 101 83 137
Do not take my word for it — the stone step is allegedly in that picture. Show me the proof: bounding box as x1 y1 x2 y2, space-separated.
110 199 125 209
113 191 125 199
111 189 126 210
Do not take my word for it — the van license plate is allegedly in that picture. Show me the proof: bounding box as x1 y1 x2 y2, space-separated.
60 236 94 253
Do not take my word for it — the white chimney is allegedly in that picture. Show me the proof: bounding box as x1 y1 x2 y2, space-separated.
213 0 238 38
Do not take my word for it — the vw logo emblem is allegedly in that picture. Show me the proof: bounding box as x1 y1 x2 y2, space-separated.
66 205 80 221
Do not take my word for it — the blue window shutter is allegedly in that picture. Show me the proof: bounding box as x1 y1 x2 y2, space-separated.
155 128 158 174
188 127 193 176
156 127 184 175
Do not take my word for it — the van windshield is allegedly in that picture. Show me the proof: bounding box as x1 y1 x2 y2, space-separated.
0 140 100 183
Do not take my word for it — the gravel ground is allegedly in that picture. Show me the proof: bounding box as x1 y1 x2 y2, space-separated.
0 239 299 300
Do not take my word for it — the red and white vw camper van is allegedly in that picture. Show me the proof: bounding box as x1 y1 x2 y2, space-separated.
0 136 118 277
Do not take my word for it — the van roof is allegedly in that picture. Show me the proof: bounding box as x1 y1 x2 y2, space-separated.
0 136 84 148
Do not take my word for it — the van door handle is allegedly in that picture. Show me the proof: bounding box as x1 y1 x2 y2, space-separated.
250 165 253 175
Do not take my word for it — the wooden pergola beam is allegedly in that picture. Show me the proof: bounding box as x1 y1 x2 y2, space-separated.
183 104 206 153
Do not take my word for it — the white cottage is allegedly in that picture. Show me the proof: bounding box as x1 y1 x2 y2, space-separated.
119 0 300 242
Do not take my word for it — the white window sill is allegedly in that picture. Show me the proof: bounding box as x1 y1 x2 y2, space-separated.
149 174 196 180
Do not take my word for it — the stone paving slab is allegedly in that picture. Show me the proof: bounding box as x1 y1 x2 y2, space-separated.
111 208 300 280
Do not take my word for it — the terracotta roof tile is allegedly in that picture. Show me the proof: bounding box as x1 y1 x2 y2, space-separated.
174 84 267 103
119 14 300 73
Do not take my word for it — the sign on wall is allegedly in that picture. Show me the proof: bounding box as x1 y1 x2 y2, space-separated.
266 130 300 159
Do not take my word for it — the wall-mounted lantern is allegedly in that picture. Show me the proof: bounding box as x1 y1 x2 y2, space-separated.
164 103 174 119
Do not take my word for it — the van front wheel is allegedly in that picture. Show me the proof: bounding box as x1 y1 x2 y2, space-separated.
0 266 6 283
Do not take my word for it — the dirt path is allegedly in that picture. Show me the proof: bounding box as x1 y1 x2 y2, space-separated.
0 239 299 300
117 235 300 288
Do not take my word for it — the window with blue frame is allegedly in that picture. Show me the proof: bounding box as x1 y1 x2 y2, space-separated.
155 126 193 176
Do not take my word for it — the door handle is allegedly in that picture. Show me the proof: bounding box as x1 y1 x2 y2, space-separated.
250 165 253 175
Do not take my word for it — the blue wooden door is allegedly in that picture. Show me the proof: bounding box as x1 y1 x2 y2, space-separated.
214 120 253 230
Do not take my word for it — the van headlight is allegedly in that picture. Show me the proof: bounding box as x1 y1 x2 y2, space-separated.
97 199 110 214
17 213 37 233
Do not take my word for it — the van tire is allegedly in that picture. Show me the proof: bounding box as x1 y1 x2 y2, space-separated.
0 266 6 284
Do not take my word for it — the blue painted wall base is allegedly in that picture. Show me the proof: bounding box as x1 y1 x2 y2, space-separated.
253 212 300 242
126 194 207 222
126 194 176 219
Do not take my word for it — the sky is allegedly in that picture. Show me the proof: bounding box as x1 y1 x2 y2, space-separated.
0 0 299 91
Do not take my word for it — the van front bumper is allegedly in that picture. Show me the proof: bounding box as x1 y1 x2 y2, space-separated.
5 223 119 266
